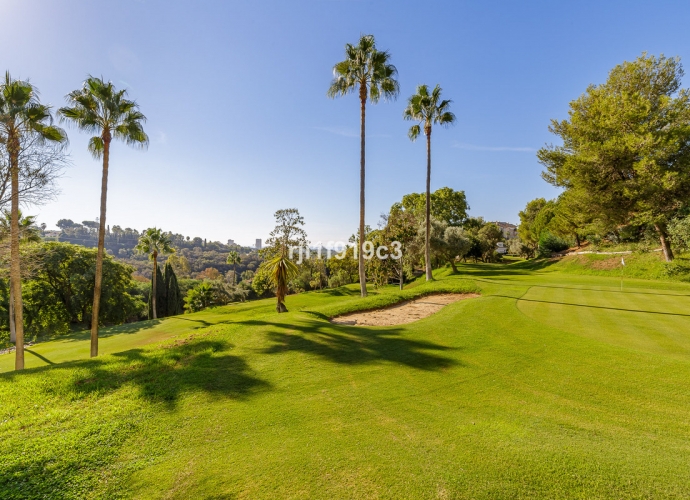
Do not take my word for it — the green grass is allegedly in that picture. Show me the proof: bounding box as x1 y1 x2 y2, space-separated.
2 265 690 498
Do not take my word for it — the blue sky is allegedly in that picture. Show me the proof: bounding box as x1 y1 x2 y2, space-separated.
2 0 689 246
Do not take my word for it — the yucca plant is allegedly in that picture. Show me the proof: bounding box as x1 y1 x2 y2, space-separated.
263 250 298 313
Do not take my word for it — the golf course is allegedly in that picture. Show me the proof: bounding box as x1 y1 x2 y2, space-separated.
2 260 690 499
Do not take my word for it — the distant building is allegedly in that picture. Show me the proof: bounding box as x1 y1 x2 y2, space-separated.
496 241 508 254
227 239 235 246
495 222 518 240
255 239 262 249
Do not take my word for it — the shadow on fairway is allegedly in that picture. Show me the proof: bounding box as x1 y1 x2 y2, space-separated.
510 296 690 317
243 318 459 371
477 278 690 297
1 339 271 409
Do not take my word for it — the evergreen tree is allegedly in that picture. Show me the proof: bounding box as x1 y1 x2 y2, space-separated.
164 262 184 316
148 264 166 319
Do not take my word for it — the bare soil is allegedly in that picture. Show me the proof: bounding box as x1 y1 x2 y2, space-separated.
331 293 480 327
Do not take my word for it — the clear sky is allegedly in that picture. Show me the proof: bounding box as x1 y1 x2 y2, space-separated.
2 0 689 246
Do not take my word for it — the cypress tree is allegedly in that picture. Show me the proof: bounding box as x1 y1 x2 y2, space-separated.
164 262 184 316
148 264 166 319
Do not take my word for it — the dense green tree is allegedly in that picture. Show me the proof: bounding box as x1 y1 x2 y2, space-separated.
184 282 214 313
400 187 469 227
0 72 67 370
328 34 399 297
442 227 472 272
262 208 308 259
0 209 40 343
404 85 456 281
518 198 548 252
164 262 184 316
135 228 174 320
148 264 165 320
538 54 690 262
59 76 148 356
226 250 241 285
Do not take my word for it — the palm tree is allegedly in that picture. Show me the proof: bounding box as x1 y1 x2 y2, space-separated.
264 250 298 313
404 84 456 281
328 34 399 297
0 209 41 344
135 228 174 320
226 250 241 284
0 73 66 370
59 76 148 357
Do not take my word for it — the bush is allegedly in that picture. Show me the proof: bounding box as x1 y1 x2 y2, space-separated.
538 231 570 257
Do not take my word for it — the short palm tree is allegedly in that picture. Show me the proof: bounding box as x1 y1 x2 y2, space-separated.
264 250 298 313
0 209 41 344
59 76 148 356
135 228 174 320
404 84 456 281
328 34 399 297
0 72 66 370
226 250 241 284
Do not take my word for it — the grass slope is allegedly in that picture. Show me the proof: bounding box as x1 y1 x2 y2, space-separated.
1 266 690 498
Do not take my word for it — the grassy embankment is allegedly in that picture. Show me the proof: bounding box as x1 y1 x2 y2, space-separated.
1 264 690 498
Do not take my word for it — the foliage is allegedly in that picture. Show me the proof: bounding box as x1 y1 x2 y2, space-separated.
537 231 571 257
251 265 273 297
184 282 215 313
262 252 299 312
668 216 690 252
262 208 308 259
538 53 690 261
147 265 165 319
399 187 469 227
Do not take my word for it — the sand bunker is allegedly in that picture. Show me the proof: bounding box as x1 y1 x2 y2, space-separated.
331 293 479 327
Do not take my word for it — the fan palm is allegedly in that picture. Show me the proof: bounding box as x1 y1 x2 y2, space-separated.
226 250 241 284
328 34 399 297
0 73 66 370
59 76 148 356
404 84 456 281
0 209 41 344
264 250 298 313
135 228 174 320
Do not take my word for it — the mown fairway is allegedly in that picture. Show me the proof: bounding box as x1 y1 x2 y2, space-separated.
2 264 690 499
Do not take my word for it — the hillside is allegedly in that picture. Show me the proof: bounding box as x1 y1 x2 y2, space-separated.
2 265 690 498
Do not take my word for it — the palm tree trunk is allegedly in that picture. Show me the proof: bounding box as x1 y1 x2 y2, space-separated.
358 87 367 297
233 264 236 285
425 129 433 281
9 137 24 370
90 137 111 357
9 280 15 343
152 253 158 319
656 223 674 262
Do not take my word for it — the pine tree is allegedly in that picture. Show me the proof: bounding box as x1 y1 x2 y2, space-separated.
148 264 166 319
164 262 184 316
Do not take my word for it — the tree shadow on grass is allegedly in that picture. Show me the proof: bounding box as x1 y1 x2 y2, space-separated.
2 338 271 409
240 318 460 371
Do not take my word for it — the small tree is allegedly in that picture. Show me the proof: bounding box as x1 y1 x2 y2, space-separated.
226 250 241 284
263 251 299 313
164 262 184 316
135 228 174 320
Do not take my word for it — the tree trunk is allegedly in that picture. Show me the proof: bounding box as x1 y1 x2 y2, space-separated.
655 223 674 262
399 260 404 290
425 128 433 281
233 264 237 285
152 252 158 319
575 233 581 247
358 86 367 297
9 135 24 370
90 135 111 357
450 259 457 273
9 280 15 343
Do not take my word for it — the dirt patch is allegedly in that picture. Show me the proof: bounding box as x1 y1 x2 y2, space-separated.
331 293 479 327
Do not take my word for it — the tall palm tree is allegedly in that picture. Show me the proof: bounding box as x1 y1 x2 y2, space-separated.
328 34 399 297
135 228 174 320
0 209 41 344
404 84 456 281
59 76 148 357
226 250 241 284
0 73 66 370
264 250 298 313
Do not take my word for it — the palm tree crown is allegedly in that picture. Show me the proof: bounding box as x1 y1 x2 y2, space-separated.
404 84 456 140
0 209 41 243
58 76 148 157
226 250 241 284
135 228 174 260
327 35 400 102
